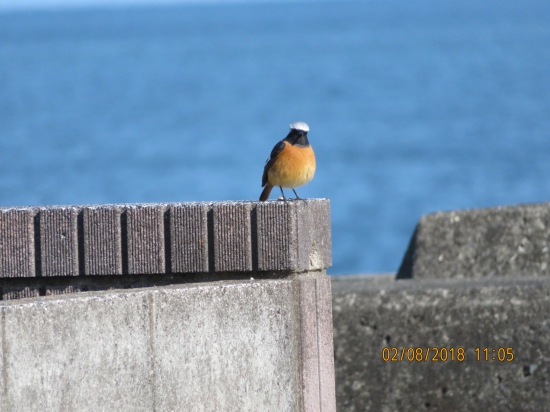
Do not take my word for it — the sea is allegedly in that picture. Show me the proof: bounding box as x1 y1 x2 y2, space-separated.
1 0 549 275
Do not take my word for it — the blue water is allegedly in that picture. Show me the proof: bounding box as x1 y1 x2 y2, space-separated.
1 0 550 274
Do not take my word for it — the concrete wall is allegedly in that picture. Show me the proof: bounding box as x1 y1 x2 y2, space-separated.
333 202 550 411
332 275 550 412
397 202 550 279
0 199 336 412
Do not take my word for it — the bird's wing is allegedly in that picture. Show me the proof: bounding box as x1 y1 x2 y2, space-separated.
262 140 286 187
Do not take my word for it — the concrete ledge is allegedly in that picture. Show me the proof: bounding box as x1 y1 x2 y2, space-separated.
397 202 550 279
332 274 550 412
0 200 332 299
1 272 335 412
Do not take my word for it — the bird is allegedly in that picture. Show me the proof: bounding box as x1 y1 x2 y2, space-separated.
259 122 316 201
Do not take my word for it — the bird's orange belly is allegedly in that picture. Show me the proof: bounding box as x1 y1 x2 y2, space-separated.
268 144 316 188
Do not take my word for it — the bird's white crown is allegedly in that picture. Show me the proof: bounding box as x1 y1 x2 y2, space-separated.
289 122 309 132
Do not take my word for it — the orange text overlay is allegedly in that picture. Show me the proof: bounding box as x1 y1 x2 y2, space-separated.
381 347 515 362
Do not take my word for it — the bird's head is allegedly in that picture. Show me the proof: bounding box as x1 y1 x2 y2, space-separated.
285 122 310 146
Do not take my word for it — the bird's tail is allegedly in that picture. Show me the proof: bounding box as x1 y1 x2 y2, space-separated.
259 184 273 201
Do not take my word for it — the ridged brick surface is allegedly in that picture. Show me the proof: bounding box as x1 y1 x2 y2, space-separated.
256 201 295 270
170 203 209 273
213 203 252 272
83 206 123 275
256 199 332 271
46 285 82 296
125 205 165 275
2 286 40 300
0 208 35 277
0 200 331 280
40 207 79 277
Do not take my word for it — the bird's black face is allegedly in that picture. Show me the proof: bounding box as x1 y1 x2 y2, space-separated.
284 129 310 147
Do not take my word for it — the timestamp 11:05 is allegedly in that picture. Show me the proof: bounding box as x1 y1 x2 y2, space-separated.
475 347 514 362
381 347 515 362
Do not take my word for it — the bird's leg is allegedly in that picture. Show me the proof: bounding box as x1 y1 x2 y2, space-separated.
279 186 287 201
292 189 301 200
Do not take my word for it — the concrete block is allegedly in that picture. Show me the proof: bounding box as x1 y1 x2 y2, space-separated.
1 291 154 412
212 202 252 272
0 272 336 412
316 275 337 411
152 280 299 411
398 202 550 279
125 204 165 275
169 203 209 273
0 208 35 277
256 199 332 271
332 274 550 412
0 318 3 412
295 275 336 412
82 206 123 275
297 277 321 411
39 207 79 277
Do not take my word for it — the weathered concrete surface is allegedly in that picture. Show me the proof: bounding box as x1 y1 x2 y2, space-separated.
297 276 337 412
2 291 154 412
398 202 550 279
0 199 331 284
332 274 550 412
151 279 297 411
0 272 336 412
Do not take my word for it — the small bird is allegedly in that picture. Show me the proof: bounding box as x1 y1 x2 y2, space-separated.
259 122 316 201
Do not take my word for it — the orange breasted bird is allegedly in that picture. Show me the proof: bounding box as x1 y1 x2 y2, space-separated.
259 122 316 201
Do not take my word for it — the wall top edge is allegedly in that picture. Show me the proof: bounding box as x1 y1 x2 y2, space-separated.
0 198 330 212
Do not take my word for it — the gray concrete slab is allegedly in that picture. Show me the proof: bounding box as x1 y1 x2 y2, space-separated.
0 316 4 412
0 208 35 278
152 280 299 411
332 274 550 412
316 275 337 412
2 291 154 412
298 277 322 411
398 202 550 279
296 275 336 412
0 272 336 412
